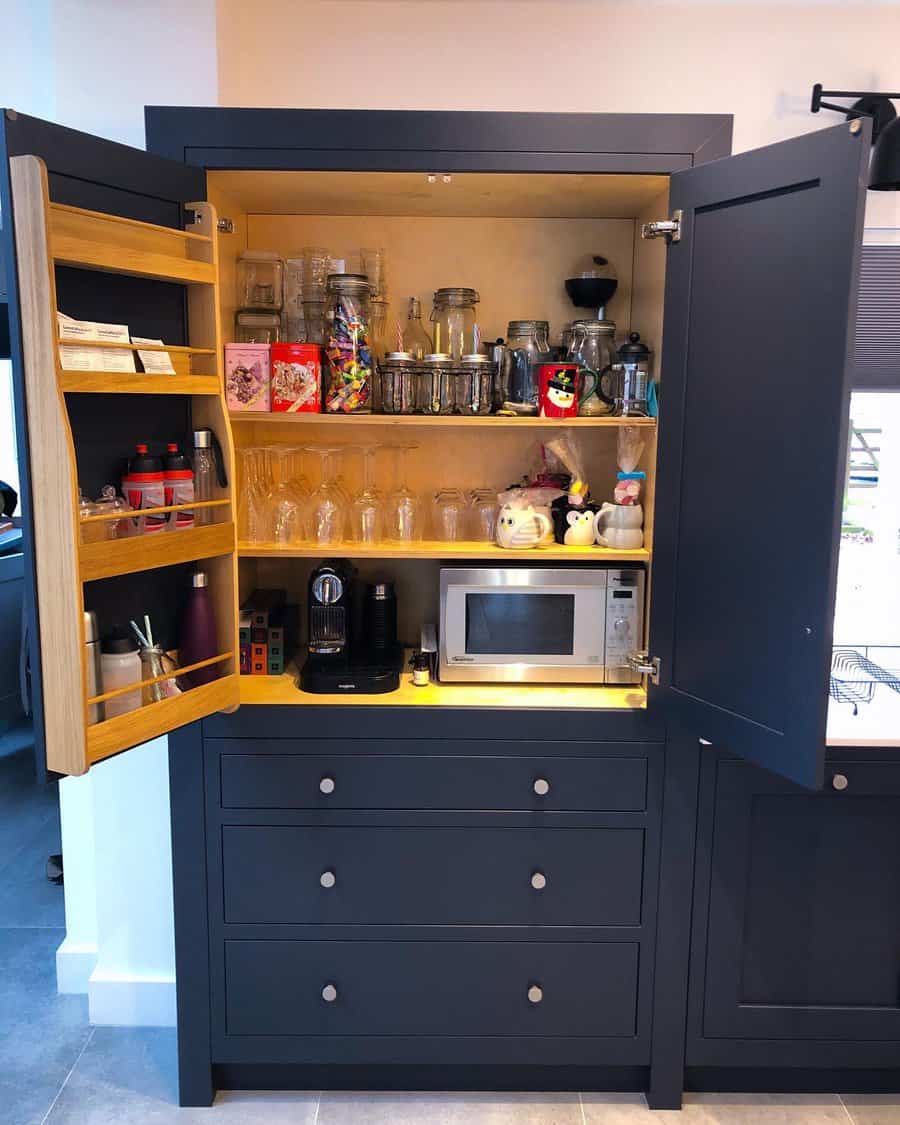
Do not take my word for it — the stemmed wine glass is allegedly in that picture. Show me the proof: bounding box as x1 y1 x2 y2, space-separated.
350 445 384 544
237 447 271 544
306 445 349 545
265 446 305 544
385 443 421 543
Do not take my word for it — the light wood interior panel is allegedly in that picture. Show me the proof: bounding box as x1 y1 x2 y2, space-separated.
211 170 669 219
11 156 88 776
247 215 635 348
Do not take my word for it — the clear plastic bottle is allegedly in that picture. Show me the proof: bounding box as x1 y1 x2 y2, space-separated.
192 429 216 525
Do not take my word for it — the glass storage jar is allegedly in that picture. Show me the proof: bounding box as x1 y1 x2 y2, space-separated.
456 354 494 415
237 250 284 311
430 287 479 360
417 353 455 415
283 257 304 341
505 320 550 414
567 318 616 416
234 311 282 344
377 352 417 414
324 273 373 413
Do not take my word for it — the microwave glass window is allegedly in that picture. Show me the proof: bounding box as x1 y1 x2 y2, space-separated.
465 593 575 655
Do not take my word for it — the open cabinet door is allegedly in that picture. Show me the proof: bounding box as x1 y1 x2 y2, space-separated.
0 111 239 777
650 121 869 789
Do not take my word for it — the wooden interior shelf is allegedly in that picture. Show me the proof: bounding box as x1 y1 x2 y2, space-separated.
239 540 650 562
81 522 236 582
60 369 222 395
239 663 647 711
230 413 657 429
87 675 237 765
49 201 215 285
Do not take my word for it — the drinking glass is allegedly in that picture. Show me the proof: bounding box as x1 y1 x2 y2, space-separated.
469 488 500 541
265 446 304 545
350 445 385 544
238 447 271 544
433 487 469 541
385 443 421 543
360 247 386 298
306 446 348 545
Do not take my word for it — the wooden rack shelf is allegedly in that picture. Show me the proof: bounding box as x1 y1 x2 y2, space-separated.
239 662 647 711
239 540 650 562
49 202 215 285
60 370 222 395
81 522 236 582
86 676 237 764
230 413 657 429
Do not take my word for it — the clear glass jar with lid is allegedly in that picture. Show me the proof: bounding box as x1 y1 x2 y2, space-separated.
566 318 617 416
237 250 284 311
430 288 479 360
324 273 373 413
377 352 417 414
417 354 455 415
235 311 282 344
505 320 550 413
456 354 494 415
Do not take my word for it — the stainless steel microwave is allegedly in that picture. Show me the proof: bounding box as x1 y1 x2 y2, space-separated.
438 566 645 684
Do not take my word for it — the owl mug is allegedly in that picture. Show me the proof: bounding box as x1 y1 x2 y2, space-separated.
495 504 553 550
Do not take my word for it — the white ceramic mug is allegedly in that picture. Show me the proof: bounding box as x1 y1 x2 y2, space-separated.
594 502 644 549
496 504 553 550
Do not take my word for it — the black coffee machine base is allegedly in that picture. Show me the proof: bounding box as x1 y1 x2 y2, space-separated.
300 648 404 695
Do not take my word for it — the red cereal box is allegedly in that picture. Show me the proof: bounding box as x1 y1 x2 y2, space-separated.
271 343 321 413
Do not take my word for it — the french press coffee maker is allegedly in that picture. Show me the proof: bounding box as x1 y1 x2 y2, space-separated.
611 332 651 417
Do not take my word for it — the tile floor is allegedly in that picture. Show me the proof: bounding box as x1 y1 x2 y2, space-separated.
3 731 900 1124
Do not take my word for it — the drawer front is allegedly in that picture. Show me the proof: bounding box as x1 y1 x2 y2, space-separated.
218 746 649 812
222 825 644 926
225 939 638 1038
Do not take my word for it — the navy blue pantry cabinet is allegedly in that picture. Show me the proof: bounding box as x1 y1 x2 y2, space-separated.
0 105 881 1109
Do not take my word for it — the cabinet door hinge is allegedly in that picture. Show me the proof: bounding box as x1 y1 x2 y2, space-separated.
641 209 682 245
628 651 661 685
217 217 235 234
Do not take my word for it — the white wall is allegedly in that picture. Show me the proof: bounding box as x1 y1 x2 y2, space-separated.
0 0 217 1026
3 0 900 1027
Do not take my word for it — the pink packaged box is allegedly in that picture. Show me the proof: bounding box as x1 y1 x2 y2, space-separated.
225 343 271 411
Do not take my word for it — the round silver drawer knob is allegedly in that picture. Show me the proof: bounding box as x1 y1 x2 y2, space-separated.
527 984 543 1005
319 776 336 795
531 871 547 891
832 773 849 791
533 778 550 797
320 870 336 889
322 983 337 1003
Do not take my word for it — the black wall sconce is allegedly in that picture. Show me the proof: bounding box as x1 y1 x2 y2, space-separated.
812 84 900 190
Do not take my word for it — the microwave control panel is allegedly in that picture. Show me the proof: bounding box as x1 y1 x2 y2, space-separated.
604 568 645 683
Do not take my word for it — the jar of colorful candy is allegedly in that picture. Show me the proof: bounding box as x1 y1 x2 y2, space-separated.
324 273 373 413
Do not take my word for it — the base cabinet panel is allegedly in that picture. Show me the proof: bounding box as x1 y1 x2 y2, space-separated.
225 939 639 1039
689 755 900 1057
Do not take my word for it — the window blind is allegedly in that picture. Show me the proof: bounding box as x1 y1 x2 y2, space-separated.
854 244 900 390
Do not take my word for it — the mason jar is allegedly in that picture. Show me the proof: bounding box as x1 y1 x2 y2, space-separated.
417 353 455 415
324 273 373 413
457 354 495 415
377 352 418 414
505 319 550 413
430 287 480 360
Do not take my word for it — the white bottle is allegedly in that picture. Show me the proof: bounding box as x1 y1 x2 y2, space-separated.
100 628 143 718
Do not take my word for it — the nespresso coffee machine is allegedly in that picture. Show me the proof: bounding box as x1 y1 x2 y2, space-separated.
300 561 403 694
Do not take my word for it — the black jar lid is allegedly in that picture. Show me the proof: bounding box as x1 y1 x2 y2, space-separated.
101 625 138 654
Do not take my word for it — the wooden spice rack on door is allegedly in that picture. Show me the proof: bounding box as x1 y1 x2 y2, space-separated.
10 155 240 776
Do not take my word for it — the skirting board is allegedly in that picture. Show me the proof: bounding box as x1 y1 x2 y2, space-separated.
87 968 176 1027
56 938 98 995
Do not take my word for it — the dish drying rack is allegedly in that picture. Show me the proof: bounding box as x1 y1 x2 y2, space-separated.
830 646 900 715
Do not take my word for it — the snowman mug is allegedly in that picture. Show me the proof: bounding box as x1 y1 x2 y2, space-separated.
537 363 580 419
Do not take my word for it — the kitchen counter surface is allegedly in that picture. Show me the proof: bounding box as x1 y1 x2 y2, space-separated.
826 690 900 748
